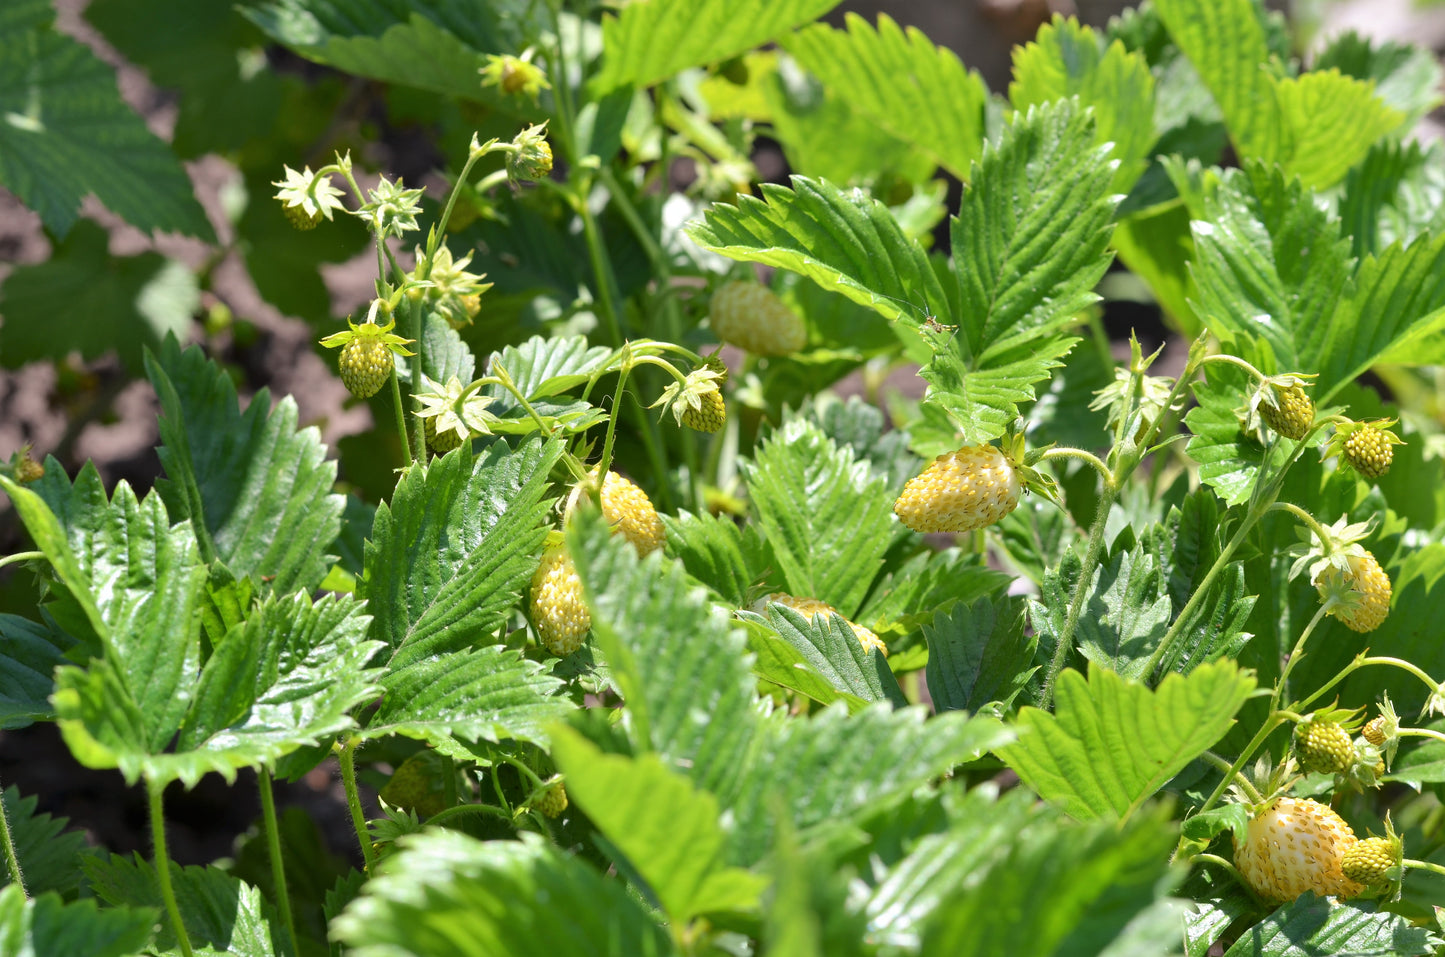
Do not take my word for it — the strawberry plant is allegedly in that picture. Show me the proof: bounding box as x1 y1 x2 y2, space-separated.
4 0 1445 955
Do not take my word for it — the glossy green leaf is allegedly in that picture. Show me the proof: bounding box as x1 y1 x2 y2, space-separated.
360 439 569 753
331 831 675 957
0 886 154 957
85 855 293 956
1337 141 1445 260
480 336 611 433
592 0 839 93
742 620 868 713
1180 162 1353 377
742 418 897 616
998 660 1255 821
661 510 774 608
1318 233 1445 403
1009 16 1156 194
857 547 1011 637
0 786 93 896
0 222 199 374
762 605 907 707
147 337 344 594
0 23 213 239
782 13 987 181
1182 364 1293 507
923 597 1036 714
922 334 1081 444
686 176 950 335
551 727 769 922
1222 893 1438 956
763 816 867 957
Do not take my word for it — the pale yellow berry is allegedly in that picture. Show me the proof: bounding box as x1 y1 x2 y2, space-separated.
530 544 590 656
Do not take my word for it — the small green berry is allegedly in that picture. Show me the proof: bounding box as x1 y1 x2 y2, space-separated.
339 337 393 399
1259 383 1314 440
681 388 726 433
1343 426 1394 479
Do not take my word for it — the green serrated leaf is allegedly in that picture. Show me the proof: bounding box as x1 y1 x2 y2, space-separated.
330 830 675 957
147 336 344 594
0 885 154 957
1318 232 1445 402
1 786 94 896
1074 546 1173 680
661 510 774 608
1314 30 1444 129
1222 893 1438 956
480 336 611 428
922 334 1081 444
360 644 571 757
1152 0 1280 161
923 597 1036 714
551 727 769 923
1338 141 1445 260
782 13 987 182
998 660 1255 821
921 802 1180 956
397 310 476 387
763 605 906 707
363 438 560 670
742 619 868 713
0 613 74 729
85 855 293 956
1268 69 1405 191
1009 16 1156 194
861 547 1012 639
0 222 198 374
1180 162 1353 376
0 24 213 239
1183 363 1290 507
592 0 839 93
686 175 949 334
742 418 897 616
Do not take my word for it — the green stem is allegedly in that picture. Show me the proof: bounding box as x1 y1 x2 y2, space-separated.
1271 603 1331 713
1040 448 1114 486
597 167 683 344
1296 655 1443 714
148 779 194 957
1039 479 1119 710
0 779 24 896
0 551 43 572
1405 858 1445 877
257 770 298 957
388 369 414 468
1268 501 1331 546
404 300 426 458
1399 728 1445 746
338 739 376 872
425 802 513 830
1199 751 1261 802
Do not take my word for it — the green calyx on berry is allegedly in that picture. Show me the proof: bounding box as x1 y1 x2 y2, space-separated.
272 164 346 230
1246 372 1317 441
408 244 493 329
651 356 728 433
413 374 497 456
506 122 553 183
479 50 550 100
1287 516 1392 633
893 431 1057 535
1362 695 1402 769
1324 418 1403 480
319 311 416 399
6 445 45 484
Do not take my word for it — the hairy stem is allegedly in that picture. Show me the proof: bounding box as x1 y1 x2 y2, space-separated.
338 739 376 872
257 769 299 957
148 779 194 957
0 779 24 896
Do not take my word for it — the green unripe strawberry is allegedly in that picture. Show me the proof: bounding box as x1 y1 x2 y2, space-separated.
1340 837 1394 885
339 336 394 399
682 388 726 433
709 281 807 357
1343 426 1395 479
282 202 323 230
530 544 590 656
1294 719 1355 775
423 414 464 454
532 779 568 819
1259 383 1314 440
894 445 1022 534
